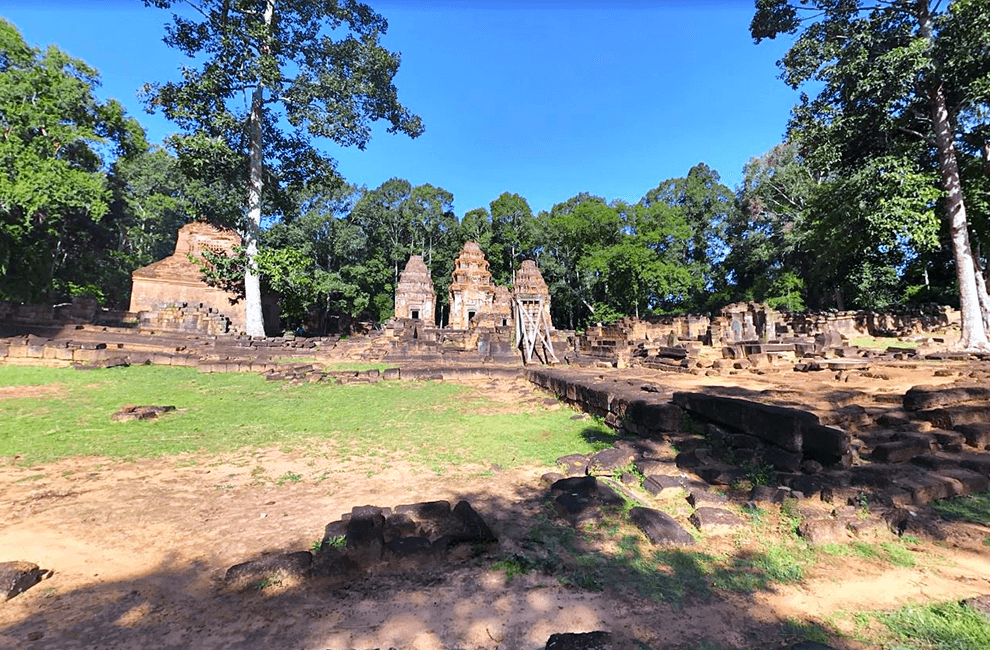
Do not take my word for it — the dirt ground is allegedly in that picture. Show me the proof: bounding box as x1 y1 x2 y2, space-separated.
2 370 990 650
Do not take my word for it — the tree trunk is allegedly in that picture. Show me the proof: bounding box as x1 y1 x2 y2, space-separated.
930 82 989 350
242 0 274 337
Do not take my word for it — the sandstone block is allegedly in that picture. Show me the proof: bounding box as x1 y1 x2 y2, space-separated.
628 507 695 546
0 561 47 601
689 507 745 535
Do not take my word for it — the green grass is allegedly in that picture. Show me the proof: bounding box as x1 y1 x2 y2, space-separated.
502 507 814 608
850 335 919 350
820 540 918 568
871 601 990 649
931 489 990 526
0 365 610 467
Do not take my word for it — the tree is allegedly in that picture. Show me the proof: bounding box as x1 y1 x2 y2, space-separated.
752 0 990 349
639 163 734 310
0 19 145 303
537 193 621 329
489 192 535 285
727 141 819 310
144 0 423 335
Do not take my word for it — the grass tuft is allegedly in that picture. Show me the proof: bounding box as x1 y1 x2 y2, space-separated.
876 601 990 650
931 489 990 526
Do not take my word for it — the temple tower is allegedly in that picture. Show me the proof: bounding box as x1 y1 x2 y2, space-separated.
513 259 557 363
448 241 496 329
129 221 247 332
394 254 436 324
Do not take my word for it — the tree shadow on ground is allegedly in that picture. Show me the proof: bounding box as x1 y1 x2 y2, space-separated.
1 479 872 650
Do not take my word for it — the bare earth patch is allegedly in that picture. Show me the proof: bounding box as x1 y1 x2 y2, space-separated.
0 384 65 401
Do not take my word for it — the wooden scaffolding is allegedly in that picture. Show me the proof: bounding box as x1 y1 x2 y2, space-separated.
513 294 558 364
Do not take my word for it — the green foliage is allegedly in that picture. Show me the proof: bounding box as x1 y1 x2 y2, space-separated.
0 18 145 303
144 0 424 332
750 0 990 317
931 489 990 526
819 540 917 569
875 601 990 650
490 555 538 582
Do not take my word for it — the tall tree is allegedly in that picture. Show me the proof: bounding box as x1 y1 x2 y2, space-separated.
639 163 734 310
489 192 535 285
144 0 423 335
752 0 990 349
0 18 145 303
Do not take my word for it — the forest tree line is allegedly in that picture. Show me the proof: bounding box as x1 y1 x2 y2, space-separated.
1 1 989 338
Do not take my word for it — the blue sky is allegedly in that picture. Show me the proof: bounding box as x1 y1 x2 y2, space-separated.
3 0 800 216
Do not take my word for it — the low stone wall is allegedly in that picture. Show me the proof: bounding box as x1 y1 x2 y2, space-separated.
781 305 957 338
525 368 683 436
525 369 851 471
671 392 850 467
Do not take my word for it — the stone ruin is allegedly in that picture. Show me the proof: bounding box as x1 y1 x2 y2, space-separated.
222 499 496 591
513 259 553 325
393 254 436 322
571 300 962 372
447 241 505 329
370 244 567 364
129 221 247 335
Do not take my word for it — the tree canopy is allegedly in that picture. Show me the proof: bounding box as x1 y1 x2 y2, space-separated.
143 0 424 334
751 0 990 349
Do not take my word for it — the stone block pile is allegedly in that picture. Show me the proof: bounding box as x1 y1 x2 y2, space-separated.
528 367 990 512
223 500 496 591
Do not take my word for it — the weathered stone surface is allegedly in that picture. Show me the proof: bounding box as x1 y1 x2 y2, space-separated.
935 468 989 495
307 546 363 581
394 255 436 323
588 447 635 472
111 404 176 422
872 439 931 463
451 500 497 544
642 474 684 497
764 446 804 472
551 476 598 499
545 631 613 650
697 466 746 486
689 507 745 535
557 454 590 476
596 483 626 508
628 507 695 545
904 384 990 411
345 507 387 562
131 222 247 333
383 536 439 569
686 489 728 508
672 391 849 464
749 486 790 504
675 449 708 470
555 493 599 526
386 501 452 541
962 595 990 617
895 474 961 504
956 423 990 450
797 518 847 545
916 404 990 429
634 459 675 476
224 551 312 589
0 561 47 601
623 400 683 433
960 454 990 476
